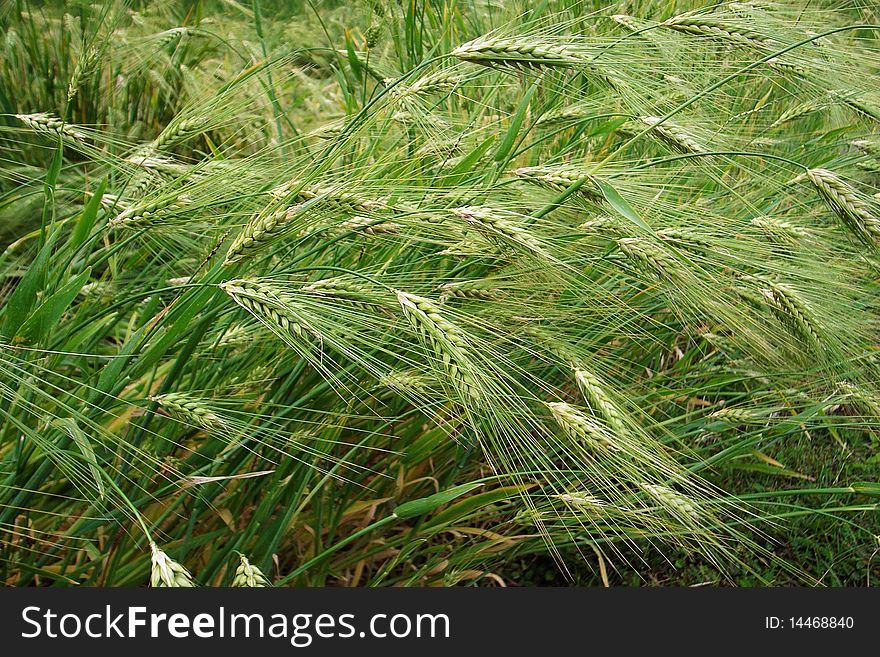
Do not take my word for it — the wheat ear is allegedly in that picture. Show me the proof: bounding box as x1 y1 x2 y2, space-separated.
450 206 547 256
150 543 195 587
617 237 684 282
231 554 270 587
640 483 702 523
452 36 583 70
396 291 480 399
640 116 706 154
547 401 620 452
16 112 88 145
806 168 880 245
761 281 824 352
220 280 311 344
514 165 603 200
109 195 190 229
661 14 769 48
151 393 227 433
573 368 627 435
554 492 607 509
749 216 810 243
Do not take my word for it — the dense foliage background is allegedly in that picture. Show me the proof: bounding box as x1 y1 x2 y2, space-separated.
1 0 879 586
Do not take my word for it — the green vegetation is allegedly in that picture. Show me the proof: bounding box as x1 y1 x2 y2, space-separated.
1 0 878 587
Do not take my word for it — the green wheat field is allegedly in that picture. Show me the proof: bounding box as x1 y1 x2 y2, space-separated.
1 0 879 587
